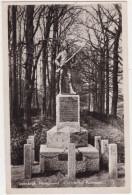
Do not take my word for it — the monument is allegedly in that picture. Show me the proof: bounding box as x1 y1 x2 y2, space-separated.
47 94 88 148
39 41 99 175
40 93 99 174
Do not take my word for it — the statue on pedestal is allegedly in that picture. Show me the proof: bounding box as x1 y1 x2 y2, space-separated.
55 41 76 94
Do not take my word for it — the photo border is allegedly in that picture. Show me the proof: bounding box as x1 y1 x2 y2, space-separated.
2 1 130 194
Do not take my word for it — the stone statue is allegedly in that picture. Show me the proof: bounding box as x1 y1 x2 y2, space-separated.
55 41 76 94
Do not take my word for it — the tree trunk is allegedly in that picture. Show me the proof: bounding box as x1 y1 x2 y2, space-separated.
88 82 90 111
111 4 122 116
94 66 98 112
8 7 13 120
98 49 105 114
101 79 105 113
106 35 109 114
18 46 22 110
98 51 103 113
42 7 53 118
42 43 47 117
24 5 34 127
36 67 39 109
50 8 58 120
111 30 120 116
9 55 13 121
17 18 22 116
12 5 19 121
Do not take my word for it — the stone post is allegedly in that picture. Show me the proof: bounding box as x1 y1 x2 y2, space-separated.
109 144 118 179
28 135 35 140
24 144 32 179
94 136 101 150
27 138 34 164
40 154 45 173
68 143 76 180
101 140 109 169
28 135 35 149
94 136 101 168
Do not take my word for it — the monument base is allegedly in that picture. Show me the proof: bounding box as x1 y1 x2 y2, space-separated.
47 126 88 148
40 144 99 174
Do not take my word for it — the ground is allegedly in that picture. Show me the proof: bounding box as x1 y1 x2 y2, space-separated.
11 164 125 188
11 115 125 188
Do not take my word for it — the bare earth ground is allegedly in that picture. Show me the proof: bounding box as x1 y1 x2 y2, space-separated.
11 164 125 188
11 116 125 188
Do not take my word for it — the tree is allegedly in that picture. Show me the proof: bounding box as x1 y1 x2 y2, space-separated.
12 5 19 121
111 5 122 116
24 5 34 127
98 4 122 115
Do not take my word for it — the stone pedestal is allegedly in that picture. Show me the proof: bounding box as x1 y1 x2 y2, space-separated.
47 94 88 148
47 126 88 148
40 94 99 175
40 144 99 174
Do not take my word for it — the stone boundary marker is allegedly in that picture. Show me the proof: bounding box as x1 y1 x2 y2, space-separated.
40 154 45 173
109 144 118 179
94 136 101 151
68 143 76 180
24 144 32 179
27 138 34 164
28 135 35 141
94 136 101 167
101 140 109 169
28 135 35 162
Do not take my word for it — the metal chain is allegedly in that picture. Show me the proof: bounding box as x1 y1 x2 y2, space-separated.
41 147 67 158
76 147 98 160
41 145 98 160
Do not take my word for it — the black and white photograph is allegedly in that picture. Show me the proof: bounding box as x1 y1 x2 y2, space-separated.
2 1 130 193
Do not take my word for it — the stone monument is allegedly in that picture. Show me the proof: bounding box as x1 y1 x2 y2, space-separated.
47 94 88 148
40 93 99 175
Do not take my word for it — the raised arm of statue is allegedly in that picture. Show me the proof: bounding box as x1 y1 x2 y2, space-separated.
55 52 61 68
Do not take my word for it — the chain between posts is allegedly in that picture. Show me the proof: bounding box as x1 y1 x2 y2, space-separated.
41 145 98 160
41 147 67 158
76 146 98 159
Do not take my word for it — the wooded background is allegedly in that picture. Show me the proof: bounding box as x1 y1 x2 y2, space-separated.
8 4 123 128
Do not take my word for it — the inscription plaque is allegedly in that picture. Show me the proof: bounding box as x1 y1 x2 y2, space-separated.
60 97 78 122
58 153 83 161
